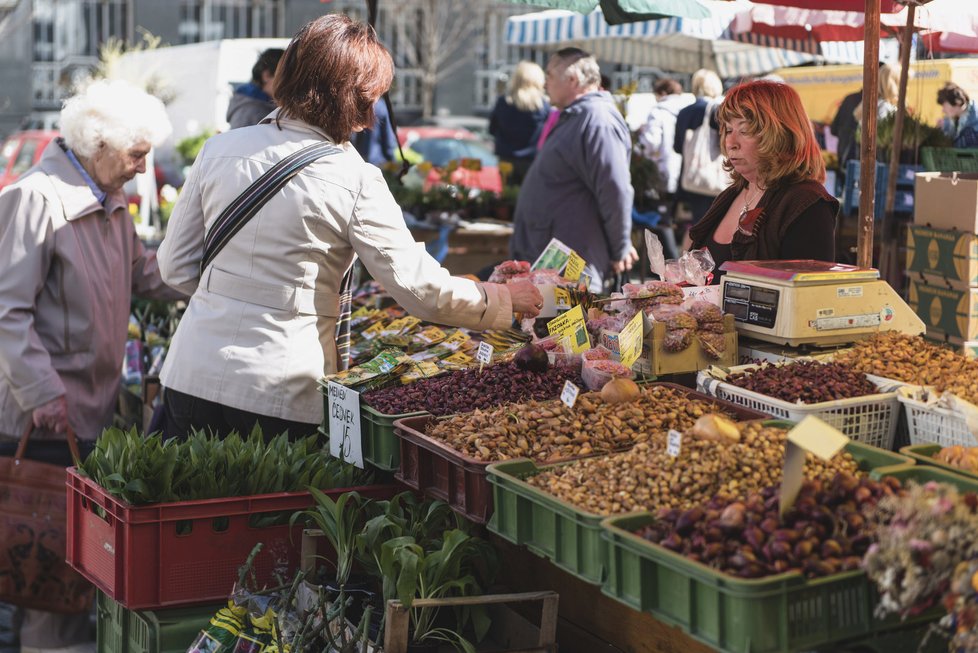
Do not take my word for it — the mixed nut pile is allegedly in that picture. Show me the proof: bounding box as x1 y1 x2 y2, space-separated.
527 421 860 515
424 385 740 463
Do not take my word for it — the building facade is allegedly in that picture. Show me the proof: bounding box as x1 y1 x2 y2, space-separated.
0 0 543 135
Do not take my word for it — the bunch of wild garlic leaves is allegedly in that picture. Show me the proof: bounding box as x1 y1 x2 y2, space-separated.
79 425 371 505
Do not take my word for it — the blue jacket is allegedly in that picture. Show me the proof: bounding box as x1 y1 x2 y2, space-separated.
512 91 633 289
489 96 550 160
354 99 397 166
942 100 978 149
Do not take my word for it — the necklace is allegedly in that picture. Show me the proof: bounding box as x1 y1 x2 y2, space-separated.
740 184 764 221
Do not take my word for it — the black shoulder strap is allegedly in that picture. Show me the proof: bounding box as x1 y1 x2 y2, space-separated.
199 141 342 275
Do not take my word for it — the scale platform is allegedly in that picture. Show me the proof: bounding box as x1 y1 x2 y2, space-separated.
720 260 925 347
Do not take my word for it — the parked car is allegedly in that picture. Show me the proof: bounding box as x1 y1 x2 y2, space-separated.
0 130 59 191
397 126 502 193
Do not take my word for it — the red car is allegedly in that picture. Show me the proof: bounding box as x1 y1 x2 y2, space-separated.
397 126 503 194
0 130 59 191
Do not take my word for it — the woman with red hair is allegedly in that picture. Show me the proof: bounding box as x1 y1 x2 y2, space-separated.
688 80 838 279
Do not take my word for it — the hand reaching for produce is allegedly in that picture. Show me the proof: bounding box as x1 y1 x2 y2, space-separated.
506 280 544 318
33 395 69 434
612 246 639 274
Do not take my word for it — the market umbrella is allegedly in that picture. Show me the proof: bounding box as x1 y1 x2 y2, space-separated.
499 0 712 25
506 2 825 77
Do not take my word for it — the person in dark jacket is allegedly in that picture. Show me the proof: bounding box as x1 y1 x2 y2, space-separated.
354 98 397 165
674 68 725 229
938 82 978 148
490 61 550 184
226 47 284 129
689 81 838 282
512 48 636 291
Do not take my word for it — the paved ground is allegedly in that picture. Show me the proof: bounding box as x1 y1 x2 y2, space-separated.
0 602 17 652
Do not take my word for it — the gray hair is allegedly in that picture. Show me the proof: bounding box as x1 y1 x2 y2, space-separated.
551 48 601 91
60 79 172 158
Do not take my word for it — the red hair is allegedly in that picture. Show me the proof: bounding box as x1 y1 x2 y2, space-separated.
274 14 394 143
717 80 825 187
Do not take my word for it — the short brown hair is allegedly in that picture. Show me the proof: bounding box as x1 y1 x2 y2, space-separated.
937 82 969 108
653 78 682 97
717 80 824 187
274 14 393 143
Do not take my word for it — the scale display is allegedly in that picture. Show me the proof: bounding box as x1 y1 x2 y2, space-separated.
723 281 779 329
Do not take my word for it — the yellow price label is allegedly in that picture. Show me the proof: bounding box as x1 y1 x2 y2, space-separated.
362 321 386 339
442 331 471 351
546 305 590 354
554 287 572 309
352 306 374 319
417 326 447 344
443 351 474 365
563 251 586 282
618 311 645 370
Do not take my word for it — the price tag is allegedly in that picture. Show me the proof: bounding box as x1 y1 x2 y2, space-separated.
560 380 580 408
554 287 572 309
476 341 494 364
362 321 386 340
666 429 682 458
327 381 363 468
563 251 586 282
779 416 850 517
579 272 592 290
618 311 645 370
546 305 591 354
442 330 471 351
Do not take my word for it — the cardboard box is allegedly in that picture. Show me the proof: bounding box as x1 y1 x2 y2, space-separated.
907 278 978 341
914 172 978 232
646 314 738 375
925 329 978 359
906 224 978 288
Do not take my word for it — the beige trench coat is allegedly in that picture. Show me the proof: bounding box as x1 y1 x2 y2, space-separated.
157 113 513 425
0 141 183 440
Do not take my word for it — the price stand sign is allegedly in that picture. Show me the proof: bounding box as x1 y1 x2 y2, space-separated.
560 380 580 408
327 381 363 468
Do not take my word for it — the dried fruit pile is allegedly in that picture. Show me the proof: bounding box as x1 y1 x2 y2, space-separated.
424 385 736 462
725 361 878 403
636 474 902 579
361 362 578 416
835 332 978 405
935 446 978 475
527 421 859 515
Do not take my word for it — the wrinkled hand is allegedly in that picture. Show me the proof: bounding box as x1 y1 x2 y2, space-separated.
33 396 68 434
506 280 544 318
612 246 640 274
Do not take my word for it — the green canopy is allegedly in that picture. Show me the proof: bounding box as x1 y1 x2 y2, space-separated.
500 0 711 25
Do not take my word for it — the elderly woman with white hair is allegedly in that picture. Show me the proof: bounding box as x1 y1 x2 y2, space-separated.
0 79 182 653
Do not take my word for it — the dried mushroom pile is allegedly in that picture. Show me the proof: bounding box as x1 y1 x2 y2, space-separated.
424 385 736 463
835 332 978 405
527 421 860 516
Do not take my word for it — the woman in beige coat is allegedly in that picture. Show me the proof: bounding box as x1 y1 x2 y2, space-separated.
157 15 542 439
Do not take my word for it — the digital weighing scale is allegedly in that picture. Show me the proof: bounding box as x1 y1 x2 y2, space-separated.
720 260 925 347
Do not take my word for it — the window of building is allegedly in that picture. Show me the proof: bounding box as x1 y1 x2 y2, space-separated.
178 0 282 44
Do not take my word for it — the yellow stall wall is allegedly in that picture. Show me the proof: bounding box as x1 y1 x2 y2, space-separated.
773 59 978 127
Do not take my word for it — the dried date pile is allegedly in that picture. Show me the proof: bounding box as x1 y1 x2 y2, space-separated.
361 362 579 416
424 385 735 462
636 474 902 579
527 421 860 516
725 360 877 403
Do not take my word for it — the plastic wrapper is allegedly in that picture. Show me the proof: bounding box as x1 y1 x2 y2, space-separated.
528 269 567 285
648 303 686 322
586 314 627 334
663 328 694 353
488 259 531 283
664 311 697 331
582 346 614 361
687 299 723 324
696 321 726 334
645 229 665 280
581 358 634 391
533 333 569 353
698 331 726 359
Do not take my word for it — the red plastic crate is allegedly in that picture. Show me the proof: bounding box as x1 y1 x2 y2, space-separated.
393 383 769 525
66 469 398 611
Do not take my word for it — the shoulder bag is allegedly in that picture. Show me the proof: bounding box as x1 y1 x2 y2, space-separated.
680 100 732 196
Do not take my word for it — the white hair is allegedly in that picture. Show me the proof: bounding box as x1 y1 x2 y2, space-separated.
551 50 601 91
691 69 723 99
60 79 172 158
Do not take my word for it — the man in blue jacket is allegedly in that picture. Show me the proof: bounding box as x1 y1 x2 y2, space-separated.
512 48 636 291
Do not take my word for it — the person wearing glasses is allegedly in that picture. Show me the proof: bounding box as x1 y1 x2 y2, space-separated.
688 80 838 281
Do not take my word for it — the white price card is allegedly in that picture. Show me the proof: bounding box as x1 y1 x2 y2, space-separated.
327 381 363 468
666 429 682 458
560 380 580 408
476 341 494 364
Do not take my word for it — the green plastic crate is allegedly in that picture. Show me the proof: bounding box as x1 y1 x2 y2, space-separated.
487 440 912 587
900 443 978 482
869 461 978 492
920 147 978 173
97 591 221 653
